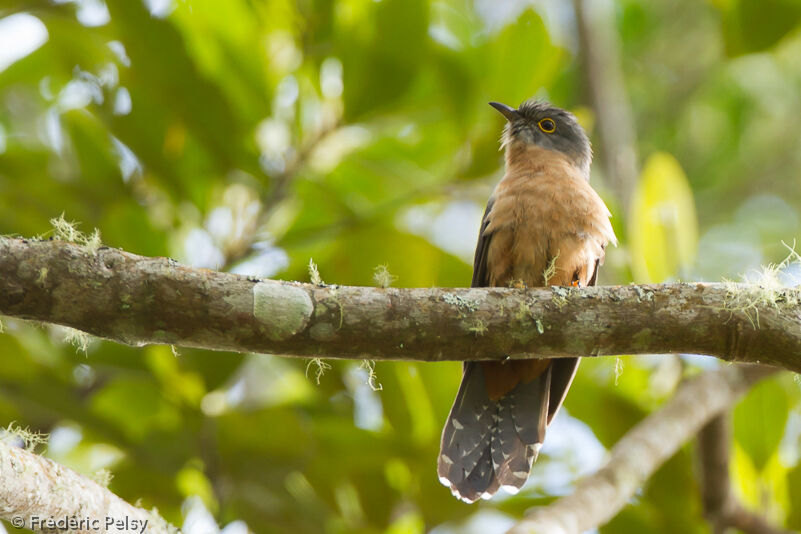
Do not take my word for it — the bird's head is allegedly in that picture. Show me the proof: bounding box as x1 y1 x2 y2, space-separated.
490 99 592 177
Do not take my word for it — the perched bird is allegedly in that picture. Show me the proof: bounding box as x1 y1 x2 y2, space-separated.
437 100 617 502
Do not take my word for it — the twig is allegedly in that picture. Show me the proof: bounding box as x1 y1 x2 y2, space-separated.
222 121 339 270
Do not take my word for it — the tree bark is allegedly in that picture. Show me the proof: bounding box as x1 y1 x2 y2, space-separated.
0 438 175 533
1 237 800 371
506 364 777 534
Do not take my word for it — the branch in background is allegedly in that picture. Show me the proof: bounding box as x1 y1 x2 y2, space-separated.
699 414 734 534
2 238 801 371
572 0 639 212
506 364 777 534
268 121 339 208
698 412 794 534
222 121 340 270
0 437 175 534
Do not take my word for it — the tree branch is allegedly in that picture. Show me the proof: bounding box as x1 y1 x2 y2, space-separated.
1 237 800 371
0 437 175 533
221 121 340 270
698 412 793 534
506 364 777 534
699 414 734 534
572 0 640 212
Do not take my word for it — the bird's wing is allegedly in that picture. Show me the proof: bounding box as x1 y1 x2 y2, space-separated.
471 197 494 288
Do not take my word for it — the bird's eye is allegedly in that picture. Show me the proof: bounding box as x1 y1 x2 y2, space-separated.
538 118 556 133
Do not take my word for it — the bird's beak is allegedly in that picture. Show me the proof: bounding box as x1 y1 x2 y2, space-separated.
489 101 519 121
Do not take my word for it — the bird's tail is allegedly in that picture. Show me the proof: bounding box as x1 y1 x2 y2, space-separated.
437 359 578 503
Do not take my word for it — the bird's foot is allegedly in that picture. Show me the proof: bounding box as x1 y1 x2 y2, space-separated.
509 279 528 289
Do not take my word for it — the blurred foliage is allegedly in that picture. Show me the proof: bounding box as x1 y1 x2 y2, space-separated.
1 0 801 533
629 152 698 282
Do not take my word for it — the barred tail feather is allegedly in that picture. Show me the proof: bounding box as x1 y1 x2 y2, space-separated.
438 363 494 490
511 364 551 446
438 362 557 502
491 399 535 494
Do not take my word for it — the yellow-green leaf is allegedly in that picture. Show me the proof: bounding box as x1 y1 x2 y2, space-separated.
629 152 698 282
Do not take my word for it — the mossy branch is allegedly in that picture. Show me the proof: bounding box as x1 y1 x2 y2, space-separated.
0 436 176 533
1 237 801 371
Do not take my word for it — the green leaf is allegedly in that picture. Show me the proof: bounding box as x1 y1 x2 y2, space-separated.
341 0 429 118
716 0 801 56
564 359 648 447
483 10 565 106
787 460 801 529
176 461 218 512
629 152 698 282
105 0 262 180
90 377 181 441
733 377 789 471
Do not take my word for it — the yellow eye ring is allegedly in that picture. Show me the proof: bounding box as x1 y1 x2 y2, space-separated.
538 118 556 133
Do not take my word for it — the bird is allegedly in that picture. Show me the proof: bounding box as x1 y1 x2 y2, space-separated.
437 99 617 503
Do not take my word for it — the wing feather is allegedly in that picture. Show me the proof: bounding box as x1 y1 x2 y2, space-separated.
471 198 494 288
